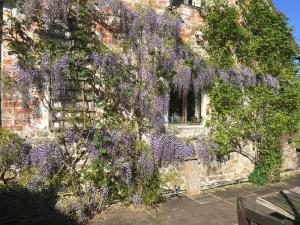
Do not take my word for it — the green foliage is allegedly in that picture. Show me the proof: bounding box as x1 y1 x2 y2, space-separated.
0 128 27 181
203 3 250 68
205 1 300 184
241 0 298 75
203 1 298 73
140 174 162 206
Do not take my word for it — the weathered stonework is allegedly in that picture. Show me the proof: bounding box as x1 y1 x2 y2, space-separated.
1 0 299 196
161 137 298 196
281 136 299 171
161 141 256 196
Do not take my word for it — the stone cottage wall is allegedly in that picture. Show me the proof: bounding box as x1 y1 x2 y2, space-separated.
162 139 298 196
1 0 298 195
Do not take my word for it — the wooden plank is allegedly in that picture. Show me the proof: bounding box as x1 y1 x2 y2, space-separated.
263 192 300 215
257 189 300 222
257 196 295 221
244 208 293 225
238 197 294 225
290 187 300 195
237 197 251 225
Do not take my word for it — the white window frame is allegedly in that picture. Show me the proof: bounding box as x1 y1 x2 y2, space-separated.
183 0 202 7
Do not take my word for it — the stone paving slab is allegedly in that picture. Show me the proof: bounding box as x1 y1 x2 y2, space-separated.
150 199 237 225
212 188 252 200
90 208 157 225
193 194 221 204
91 173 300 225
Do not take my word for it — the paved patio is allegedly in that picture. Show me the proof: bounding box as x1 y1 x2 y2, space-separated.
90 173 300 225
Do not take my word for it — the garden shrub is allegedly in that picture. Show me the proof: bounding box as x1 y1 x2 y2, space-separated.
0 128 29 183
2 0 299 223
203 1 300 184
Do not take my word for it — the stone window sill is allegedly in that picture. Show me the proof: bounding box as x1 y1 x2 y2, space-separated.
167 123 205 129
182 4 201 8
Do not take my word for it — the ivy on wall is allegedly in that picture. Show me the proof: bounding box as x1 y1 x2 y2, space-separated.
202 0 300 184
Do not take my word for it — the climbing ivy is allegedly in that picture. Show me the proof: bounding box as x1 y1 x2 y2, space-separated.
203 1 300 184
203 3 250 68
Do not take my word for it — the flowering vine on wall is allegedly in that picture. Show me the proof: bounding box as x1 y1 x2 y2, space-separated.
1 0 299 221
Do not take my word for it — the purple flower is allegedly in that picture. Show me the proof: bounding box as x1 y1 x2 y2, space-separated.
104 130 134 157
195 137 211 161
219 70 230 83
240 66 256 87
91 52 103 66
173 64 191 97
27 173 43 191
263 74 280 91
132 194 142 205
150 133 194 164
139 152 155 179
45 0 68 22
120 162 132 185
101 187 109 198
65 127 82 144
51 54 69 99
29 143 63 178
87 142 99 159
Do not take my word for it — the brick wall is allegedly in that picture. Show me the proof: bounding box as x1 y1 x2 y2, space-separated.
1 0 298 192
1 0 208 136
1 5 51 138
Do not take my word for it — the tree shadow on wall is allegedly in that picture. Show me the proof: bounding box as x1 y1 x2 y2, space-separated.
0 185 81 225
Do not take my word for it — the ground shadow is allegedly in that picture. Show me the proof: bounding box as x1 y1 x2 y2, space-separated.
0 185 81 225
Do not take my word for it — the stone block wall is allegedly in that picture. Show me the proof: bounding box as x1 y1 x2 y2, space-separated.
281 136 299 171
0 0 298 196
161 135 299 196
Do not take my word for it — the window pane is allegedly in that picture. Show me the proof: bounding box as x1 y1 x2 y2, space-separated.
193 0 201 7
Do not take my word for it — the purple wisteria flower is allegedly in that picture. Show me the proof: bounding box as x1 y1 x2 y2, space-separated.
132 194 142 205
173 64 191 97
28 142 63 190
91 52 103 66
64 127 83 144
150 133 194 164
45 0 68 23
146 94 170 132
101 187 109 199
87 142 99 159
103 130 134 157
195 137 212 161
51 54 69 99
263 74 280 91
139 151 155 179
13 63 38 99
27 173 43 191
120 162 132 185
240 66 256 87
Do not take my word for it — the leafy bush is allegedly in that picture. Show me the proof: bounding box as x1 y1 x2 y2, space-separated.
0 128 29 183
205 1 300 184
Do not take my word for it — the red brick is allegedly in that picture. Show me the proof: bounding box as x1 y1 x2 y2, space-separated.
3 59 13 65
14 107 32 114
2 120 13 127
14 120 29 126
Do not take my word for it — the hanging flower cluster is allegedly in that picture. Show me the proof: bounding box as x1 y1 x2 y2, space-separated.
27 143 63 191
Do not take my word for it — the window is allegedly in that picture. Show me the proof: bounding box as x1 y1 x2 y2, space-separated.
170 0 202 8
183 0 202 7
169 87 202 124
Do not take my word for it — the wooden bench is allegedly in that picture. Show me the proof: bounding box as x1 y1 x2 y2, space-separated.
237 197 295 225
